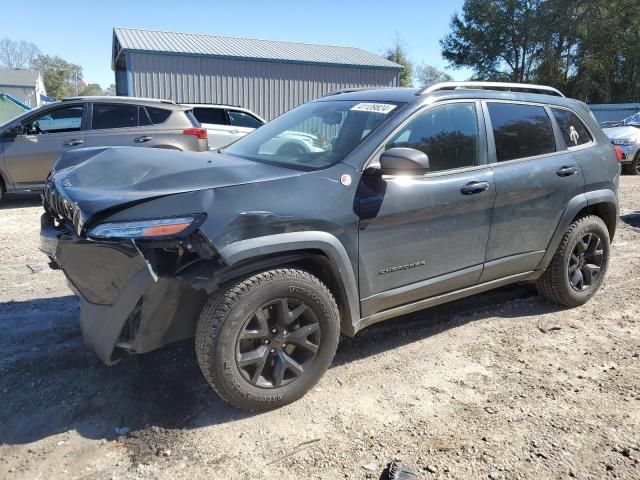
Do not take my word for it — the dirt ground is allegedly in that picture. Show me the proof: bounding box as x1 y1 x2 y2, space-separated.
0 176 639 480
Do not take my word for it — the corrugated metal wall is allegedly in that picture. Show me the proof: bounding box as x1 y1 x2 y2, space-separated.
589 103 640 123
122 52 399 120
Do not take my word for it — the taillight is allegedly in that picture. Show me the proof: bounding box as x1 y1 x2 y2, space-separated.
182 127 207 140
614 145 623 161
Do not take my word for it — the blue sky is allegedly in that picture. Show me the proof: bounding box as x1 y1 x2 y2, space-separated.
3 0 471 88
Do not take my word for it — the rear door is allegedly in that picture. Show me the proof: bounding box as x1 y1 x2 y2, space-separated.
357 101 496 317
3 103 86 187
227 109 264 140
480 101 586 282
191 107 233 149
84 103 159 149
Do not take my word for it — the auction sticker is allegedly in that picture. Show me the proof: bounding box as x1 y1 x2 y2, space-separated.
350 103 396 114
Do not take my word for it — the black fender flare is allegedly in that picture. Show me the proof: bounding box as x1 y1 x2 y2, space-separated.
218 231 360 336
536 189 618 270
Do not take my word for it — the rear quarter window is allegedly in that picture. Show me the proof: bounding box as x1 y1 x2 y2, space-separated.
145 107 172 125
552 108 592 147
488 103 556 162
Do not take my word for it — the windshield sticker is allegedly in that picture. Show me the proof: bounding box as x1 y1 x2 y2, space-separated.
350 103 396 114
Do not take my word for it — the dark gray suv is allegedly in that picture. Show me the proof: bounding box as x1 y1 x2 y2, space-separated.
40 82 620 411
0 96 208 199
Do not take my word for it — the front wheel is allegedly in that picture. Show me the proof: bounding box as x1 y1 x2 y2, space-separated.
537 215 610 307
195 268 340 411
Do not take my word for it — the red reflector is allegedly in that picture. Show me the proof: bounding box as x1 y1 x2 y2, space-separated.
183 127 207 140
614 145 623 161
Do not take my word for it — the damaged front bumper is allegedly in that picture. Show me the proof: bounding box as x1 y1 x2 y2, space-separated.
40 213 210 365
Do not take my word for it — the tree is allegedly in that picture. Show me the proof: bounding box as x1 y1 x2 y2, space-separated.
385 38 413 87
441 0 545 82
79 83 103 96
0 37 41 69
104 84 117 96
415 64 453 88
440 0 640 102
33 55 83 99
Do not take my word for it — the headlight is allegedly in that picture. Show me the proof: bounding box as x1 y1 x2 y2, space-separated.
87 216 201 240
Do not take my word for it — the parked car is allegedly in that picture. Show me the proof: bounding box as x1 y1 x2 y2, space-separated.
0 96 208 199
40 82 619 411
185 103 324 154
603 119 640 175
184 104 264 149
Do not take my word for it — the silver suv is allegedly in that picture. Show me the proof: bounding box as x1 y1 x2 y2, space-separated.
0 96 208 199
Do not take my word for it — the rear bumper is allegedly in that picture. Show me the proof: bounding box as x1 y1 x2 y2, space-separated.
617 144 639 164
39 214 206 365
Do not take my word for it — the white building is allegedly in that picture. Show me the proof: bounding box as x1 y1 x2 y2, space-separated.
0 69 47 108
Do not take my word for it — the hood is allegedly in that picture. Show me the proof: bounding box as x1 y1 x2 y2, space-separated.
47 146 302 228
602 125 640 140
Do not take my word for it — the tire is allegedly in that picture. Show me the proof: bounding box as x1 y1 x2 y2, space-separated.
536 215 610 307
628 153 640 175
195 268 340 412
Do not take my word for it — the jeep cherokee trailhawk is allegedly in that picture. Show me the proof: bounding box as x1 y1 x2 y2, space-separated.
40 82 620 411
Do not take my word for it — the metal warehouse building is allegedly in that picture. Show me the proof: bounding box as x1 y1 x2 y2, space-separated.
112 27 402 120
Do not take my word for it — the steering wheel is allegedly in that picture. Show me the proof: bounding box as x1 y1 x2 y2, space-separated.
276 141 307 157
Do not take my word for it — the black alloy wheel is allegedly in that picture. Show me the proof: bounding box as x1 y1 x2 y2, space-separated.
236 297 321 388
567 232 604 291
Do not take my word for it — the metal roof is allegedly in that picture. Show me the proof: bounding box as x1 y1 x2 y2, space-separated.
0 69 40 87
113 27 402 70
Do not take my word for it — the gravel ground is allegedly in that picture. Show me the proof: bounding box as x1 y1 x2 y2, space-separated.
0 176 639 480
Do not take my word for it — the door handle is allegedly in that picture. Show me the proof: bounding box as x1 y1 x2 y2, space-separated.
134 135 152 143
556 166 578 177
460 181 490 195
63 139 84 147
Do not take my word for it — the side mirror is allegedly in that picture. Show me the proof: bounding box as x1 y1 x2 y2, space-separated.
379 147 429 175
3 123 22 139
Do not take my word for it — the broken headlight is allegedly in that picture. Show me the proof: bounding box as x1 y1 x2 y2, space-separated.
87 215 203 240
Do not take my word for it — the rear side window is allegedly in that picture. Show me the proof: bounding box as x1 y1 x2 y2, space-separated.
192 107 227 125
92 104 138 130
552 108 592 147
488 103 556 162
145 107 172 125
228 110 263 129
386 102 479 172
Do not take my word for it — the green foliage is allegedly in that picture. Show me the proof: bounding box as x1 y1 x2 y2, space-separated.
79 83 103 96
33 55 83 100
441 0 640 102
415 64 453 88
385 39 414 87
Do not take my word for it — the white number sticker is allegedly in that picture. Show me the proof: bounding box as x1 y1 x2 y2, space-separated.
350 103 396 114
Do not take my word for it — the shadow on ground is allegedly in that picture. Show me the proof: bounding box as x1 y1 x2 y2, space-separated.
0 192 42 210
0 283 560 446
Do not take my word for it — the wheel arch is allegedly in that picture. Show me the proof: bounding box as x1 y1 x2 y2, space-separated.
537 190 618 270
218 232 360 336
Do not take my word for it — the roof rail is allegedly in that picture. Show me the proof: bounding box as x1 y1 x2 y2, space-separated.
322 87 392 97
61 96 177 104
417 81 565 98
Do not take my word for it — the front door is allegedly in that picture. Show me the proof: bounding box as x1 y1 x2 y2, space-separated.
3 104 86 187
357 101 495 317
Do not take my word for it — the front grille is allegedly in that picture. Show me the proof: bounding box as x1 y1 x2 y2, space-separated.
43 179 82 233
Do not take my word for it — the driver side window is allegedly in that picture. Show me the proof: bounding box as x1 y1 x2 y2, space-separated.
23 105 84 135
386 103 479 172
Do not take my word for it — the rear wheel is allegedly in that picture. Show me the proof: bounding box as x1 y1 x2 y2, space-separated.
195 268 340 411
628 153 640 175
537 215 610 307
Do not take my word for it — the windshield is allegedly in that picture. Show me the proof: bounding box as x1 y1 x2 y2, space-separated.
623 112 640 126
224 100 403 170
